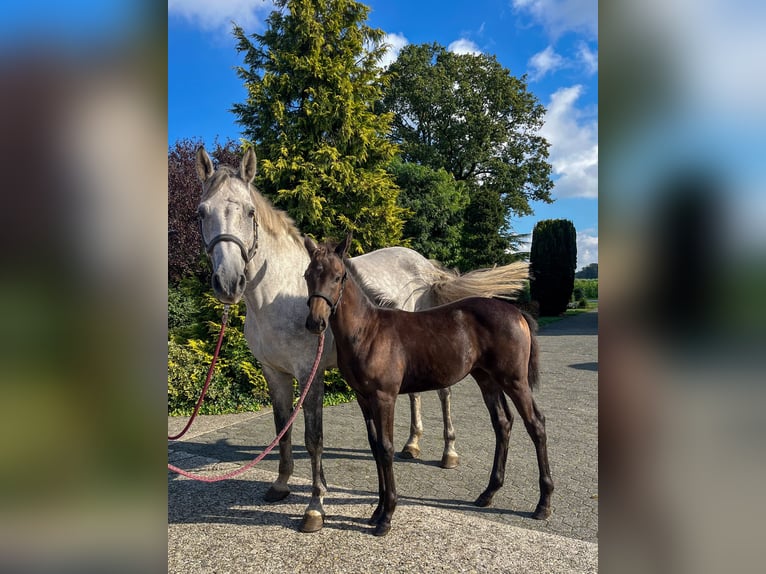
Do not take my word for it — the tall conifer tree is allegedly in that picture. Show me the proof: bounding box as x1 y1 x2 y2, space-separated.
232 0 404 252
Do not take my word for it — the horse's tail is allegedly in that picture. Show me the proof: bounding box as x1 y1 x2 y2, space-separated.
428 261 529 306
522 310 541 390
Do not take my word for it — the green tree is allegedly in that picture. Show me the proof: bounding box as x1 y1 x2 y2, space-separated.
387 158 467 267
529 219 577 316
232 0 404 252
575 262 598 279
382 43 553 266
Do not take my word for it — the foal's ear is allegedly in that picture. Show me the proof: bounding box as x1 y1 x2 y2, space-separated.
335 232 353 258
195 147 215 184
240 147 257 183
304 235 319 255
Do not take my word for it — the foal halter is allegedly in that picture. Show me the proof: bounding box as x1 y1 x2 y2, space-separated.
201 216 259 265
307 271 347 315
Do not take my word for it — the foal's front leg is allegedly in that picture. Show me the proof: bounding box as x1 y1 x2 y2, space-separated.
370 393 398 537
357 395 385 525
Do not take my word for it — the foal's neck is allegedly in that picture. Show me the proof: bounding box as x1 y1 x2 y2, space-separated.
332 262 379 339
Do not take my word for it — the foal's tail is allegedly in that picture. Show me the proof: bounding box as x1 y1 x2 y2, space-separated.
522 310 541 390
428 261 529 306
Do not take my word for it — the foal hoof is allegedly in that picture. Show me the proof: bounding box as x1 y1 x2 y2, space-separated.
440 453 459 469
474 492 494 508
398 445 420 459
299 510 324 533
532 505 551 520
263 484 290 502
372 521 391 537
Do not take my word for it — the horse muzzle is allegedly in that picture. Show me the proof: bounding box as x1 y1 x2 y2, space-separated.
305 314 327 335
212 268 247 304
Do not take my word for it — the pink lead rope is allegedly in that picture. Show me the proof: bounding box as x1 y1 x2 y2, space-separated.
167 332 325 483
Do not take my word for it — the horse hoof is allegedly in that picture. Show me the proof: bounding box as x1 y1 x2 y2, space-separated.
440 453 459 469
299 510 324 533
263 484 290 502
532 505 551 520
398 446 420 459
368 506 384 525
474 493 494 508
372 522 391 537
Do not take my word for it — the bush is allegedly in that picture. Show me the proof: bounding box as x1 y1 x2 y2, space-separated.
573 278 598 300
530 219 577 316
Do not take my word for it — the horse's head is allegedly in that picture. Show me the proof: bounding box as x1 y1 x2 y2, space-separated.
195 147 259 304
303 233 351 334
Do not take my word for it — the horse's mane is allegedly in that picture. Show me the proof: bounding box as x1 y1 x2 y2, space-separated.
202 165 303 247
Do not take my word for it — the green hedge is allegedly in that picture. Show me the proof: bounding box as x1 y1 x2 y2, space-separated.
573 278 598 300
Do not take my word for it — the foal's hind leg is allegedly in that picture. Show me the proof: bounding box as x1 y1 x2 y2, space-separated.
507 383 554 519
473 372 512 508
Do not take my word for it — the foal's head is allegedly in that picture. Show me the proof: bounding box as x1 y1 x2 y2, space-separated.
303 234 352 334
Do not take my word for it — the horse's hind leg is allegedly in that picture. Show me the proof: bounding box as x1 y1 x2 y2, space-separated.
399 393 423 459
438 387 459 469
507 383 554 519
473 372 512 507
262 367 296 502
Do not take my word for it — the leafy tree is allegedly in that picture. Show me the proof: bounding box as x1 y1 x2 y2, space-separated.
387 158 467 267
575 262 598 279
382 43 553 266
232 0 405 253
529 219 577 316
168 138 241 283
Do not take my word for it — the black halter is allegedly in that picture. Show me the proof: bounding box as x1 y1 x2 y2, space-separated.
307 271 347 315
201 217 259 265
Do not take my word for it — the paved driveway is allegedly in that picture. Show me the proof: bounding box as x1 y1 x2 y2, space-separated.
169 310 598 573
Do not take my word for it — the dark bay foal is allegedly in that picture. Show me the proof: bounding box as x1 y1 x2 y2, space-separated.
303 235 553 536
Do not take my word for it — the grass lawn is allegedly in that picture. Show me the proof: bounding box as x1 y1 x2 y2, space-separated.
537 303 598 328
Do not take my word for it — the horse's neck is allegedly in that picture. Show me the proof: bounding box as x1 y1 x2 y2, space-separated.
243 229 308 311
333 269 378 341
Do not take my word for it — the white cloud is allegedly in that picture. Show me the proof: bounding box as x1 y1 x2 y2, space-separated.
576 228 598 270
448 38 482 55
577 42 598 75
529 45 565 80
540 85 598 199
378 33 409 68
511 0 597 39
168 0 274 33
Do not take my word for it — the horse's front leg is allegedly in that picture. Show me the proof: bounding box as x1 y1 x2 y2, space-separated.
357 395 385 525
371 392 398 537
262 367 295 502
299 372 328 533
399 393 423 459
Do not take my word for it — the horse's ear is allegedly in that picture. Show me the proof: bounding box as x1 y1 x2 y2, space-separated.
195 147 215 184
240 147 257 183
335 232 352 258
304 235 318 255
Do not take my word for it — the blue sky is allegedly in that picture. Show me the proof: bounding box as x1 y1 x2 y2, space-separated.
168 0 598 269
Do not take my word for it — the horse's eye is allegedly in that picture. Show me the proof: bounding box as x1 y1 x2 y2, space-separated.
248 207 256 218
334 275 341 283
197 206 206 219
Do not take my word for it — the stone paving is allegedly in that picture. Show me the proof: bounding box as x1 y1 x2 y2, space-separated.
168 310 598 572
